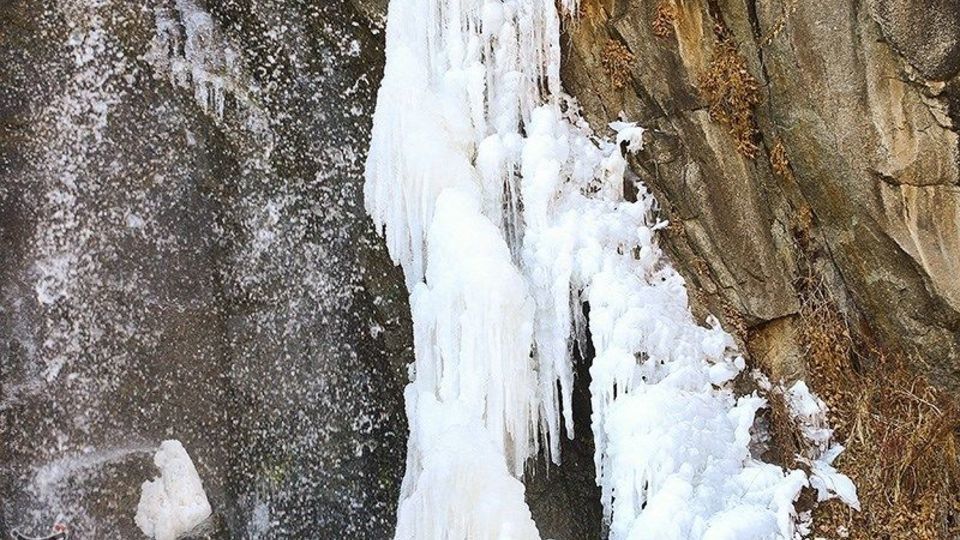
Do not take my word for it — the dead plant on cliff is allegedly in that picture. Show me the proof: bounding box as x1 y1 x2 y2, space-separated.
601 39 635 90
652 2 676 39
699 38 761 158
795 272 960 539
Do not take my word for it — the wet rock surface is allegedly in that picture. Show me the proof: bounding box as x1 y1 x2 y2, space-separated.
1 1 411 537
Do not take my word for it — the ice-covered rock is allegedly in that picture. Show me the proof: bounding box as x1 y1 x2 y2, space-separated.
135 440 211 540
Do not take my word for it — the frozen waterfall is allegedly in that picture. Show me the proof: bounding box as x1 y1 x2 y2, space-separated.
364 0 858 538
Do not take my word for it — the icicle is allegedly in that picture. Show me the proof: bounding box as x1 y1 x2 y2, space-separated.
395 191 542 539
410 189 540 474
146 0 238 122
365 0 555 536
395 396 540 540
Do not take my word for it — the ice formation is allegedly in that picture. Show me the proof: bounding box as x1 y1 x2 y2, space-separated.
365 0 858 538
785 381 860 510
148 0 241 120
135 440 212 540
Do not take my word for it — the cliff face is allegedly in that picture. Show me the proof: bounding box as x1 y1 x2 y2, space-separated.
1 1 411 537
3 0 958 537
562 0 960 389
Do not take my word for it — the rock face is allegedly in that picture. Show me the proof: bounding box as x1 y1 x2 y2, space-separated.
1 0 411 537
561 0 960 390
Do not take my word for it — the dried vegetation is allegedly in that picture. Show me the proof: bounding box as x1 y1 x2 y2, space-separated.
652 2 676 39
792 246 960 539
601 39 635 90
699 34 762 158
771 138 790 177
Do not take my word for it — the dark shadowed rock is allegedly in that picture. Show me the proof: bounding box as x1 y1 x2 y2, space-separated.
871 0 960 81
1 0 410 537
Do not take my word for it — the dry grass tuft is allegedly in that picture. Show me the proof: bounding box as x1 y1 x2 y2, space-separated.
763 383 804 469
601 39 635 90
720 296 748 344
699 38 762 158
795 275 960 539
771 138 790 177
652 1 677 39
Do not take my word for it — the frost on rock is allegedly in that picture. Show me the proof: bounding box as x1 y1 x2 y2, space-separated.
146 0 277 169
147 0 244 120
365 0 857 538
135 440 212 540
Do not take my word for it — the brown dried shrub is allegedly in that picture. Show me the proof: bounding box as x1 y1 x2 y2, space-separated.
699 39 761 158
601 39 635 90
795 275 960 539
720 296 748 344
771 138 790 177
652 2 676 39
763 383 804 469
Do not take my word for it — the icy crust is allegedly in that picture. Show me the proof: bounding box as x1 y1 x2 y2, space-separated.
147 0 265 123
410 189 540 474
604 391 808 539
365 0 857 538
396 396 540 540
517 117 827 538
148 1 228 118
135 440 212 540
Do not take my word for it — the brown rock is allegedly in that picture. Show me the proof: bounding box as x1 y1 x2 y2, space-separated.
562 0 960 391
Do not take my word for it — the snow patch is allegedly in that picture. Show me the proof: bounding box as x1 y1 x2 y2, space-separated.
135 440 212 540
786 381 861 510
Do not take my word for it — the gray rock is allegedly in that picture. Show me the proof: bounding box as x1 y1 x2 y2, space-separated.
871 0 960 81
1 0 410 537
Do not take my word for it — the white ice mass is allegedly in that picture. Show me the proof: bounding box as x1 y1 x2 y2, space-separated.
365 0 858 538
135 440 212 540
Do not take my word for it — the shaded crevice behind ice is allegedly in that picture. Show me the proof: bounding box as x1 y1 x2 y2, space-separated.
365 0 858 539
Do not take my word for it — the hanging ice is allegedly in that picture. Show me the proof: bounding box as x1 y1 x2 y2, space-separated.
364 0 857 538
147 0 243 120
366 0 553 535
